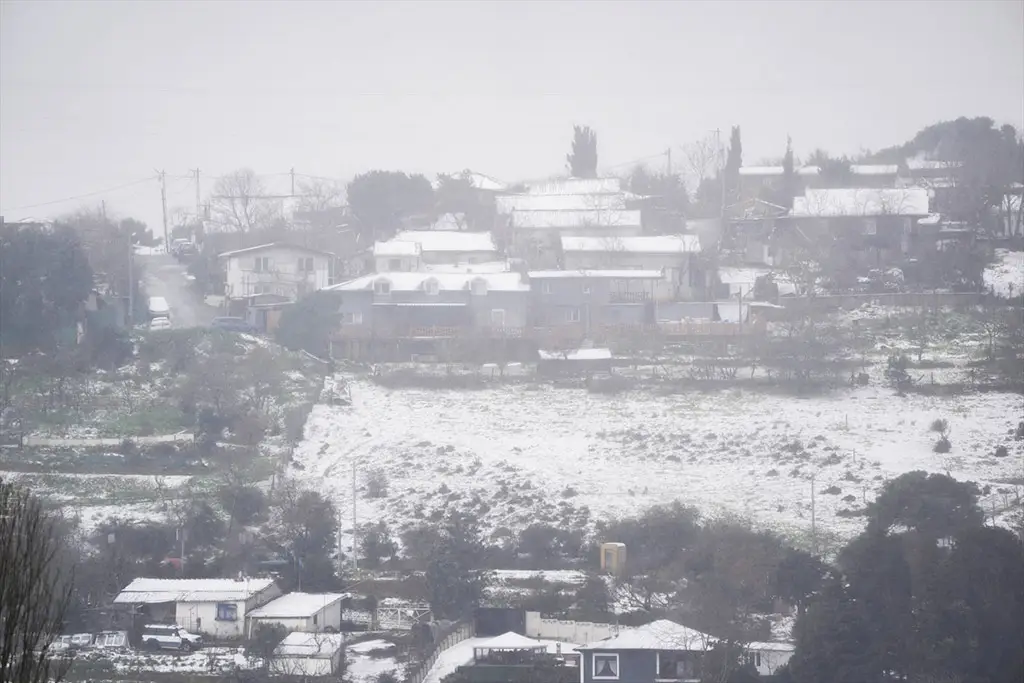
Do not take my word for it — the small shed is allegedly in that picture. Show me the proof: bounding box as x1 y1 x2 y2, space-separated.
537 348 612 377
271 631 346 676
247 592 349 636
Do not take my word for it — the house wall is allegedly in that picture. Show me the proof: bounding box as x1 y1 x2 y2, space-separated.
421 249 498 265
249 602 342 635
524 613 617 643
468 291 529 329
175 600 245 639
581 649 659 683
337 289 529 333
750 649 793 676
562 252 700 301
224 247 332 300
531 278 656 331
374 254 421 272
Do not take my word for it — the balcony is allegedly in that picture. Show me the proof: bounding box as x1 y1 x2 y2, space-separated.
609 291 651 304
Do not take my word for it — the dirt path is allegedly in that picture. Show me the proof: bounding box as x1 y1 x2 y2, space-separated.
139 253 217 328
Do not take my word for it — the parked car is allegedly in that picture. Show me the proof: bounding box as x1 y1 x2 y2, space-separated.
140 624 202 652
149 316 172 331
211 316 257 334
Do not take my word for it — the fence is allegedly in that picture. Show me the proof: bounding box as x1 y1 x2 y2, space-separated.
779 291 985 313
405 618 475 683
524 611 618 644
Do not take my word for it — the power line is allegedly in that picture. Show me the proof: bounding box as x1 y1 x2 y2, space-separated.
2 177 156 212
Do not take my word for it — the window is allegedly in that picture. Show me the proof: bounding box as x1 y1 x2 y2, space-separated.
490 309 506 327
254 256 271 272
542 281 552 295
581 283 591 295
657 652 696 679
216 603 238 621
592 653 619 680
863 218 878 235
345 312 363 325
373 279 391 295
424 278 440 296
471 278 488 296
298 256 314 272
566 307 581 323
312 614 318 626
388 258 402 270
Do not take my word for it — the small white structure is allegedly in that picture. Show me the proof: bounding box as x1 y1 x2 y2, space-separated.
218 242 335 300
271 631 346 676
373 230 498 269
247 592 348 636
747 641 795 676
113 577 280 640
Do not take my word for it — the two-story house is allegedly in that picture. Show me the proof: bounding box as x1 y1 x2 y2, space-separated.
560 235 705 301
218 243 334 301
372 231 498 270
577 619 715 683
528 269 663 339
329 271 530 340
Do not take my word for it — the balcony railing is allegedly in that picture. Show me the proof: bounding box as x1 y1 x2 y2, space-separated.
609 291 651 304
333 320 766 342
333 324 526 340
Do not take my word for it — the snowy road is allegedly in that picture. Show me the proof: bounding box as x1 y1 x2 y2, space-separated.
139 253 217 328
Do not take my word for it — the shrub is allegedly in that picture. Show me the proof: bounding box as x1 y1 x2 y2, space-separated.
822 485 842 495
933 435 952 453
994 445 1009 458
930 418 949 434
284 402 313 443
1016 421 1024 440
366 468 389 498
119 438 138 458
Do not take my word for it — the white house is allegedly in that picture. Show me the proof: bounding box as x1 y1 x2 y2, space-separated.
560 234 704 301
271 631 346 676
747 641 795 677
218 242 335 300
373 230 498 269
247 592 348 636
113 577 281 640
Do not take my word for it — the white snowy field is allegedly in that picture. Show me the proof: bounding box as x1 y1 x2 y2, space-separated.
347 638 402 682
983 249 1023 298
293 381 1024 548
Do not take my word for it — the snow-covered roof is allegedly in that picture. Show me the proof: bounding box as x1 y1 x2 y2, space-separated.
113 578 276 604
497 193 627 213
906 159 962 171
797 166 821 176
423 261 512 274
747 641 796 652
561 235 700 254
791 188 930 217
580 620 716 652
373 241 421 257
326 272 529 293
477 632 547 650
218 243 334 259
511 209 642 230
850 164 899 176
274 632 346 658
526 177 622 195
386 230 496 253
538 348 612 361
248 592 348 619
528 269 664 280
739 166 784 177
718 267 771 285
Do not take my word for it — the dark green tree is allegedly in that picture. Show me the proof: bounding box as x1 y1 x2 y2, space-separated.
566 124 598 178
863 471 983 540
0 223 93 353
274 290 342 358
425 512 492 619
789 578 876 683
360 521 398 569
724 125 742 203
628 165 690 233
346 170 435 242
434 171 497 231
779 136 798 209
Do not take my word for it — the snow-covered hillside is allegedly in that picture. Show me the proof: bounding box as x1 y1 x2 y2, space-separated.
292 380 1023 549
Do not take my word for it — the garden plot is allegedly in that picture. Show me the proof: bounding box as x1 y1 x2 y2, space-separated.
294 380 1024 550
67 646 250 678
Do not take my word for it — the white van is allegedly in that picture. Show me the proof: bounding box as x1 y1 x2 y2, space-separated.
147 296 170 319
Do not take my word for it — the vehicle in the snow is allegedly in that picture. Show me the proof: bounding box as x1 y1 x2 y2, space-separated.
141 623 202 652
320 376 352 406
147 296 170 320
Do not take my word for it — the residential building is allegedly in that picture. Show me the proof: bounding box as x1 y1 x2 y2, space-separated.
373 230 498 269
113 577 281 640
560 235 705 301
849 164 900 188
329 271 530 340
528 270 663 338
218 243 335 301
577 619 715 683
746 641 795 677
247 592 348 636
271 632 346 676
738 166 821 200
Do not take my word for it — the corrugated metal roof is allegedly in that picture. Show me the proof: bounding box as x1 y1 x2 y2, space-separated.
561 235 700 254
528 269 664 279
580 620 716 651
497 193 627 213
511 210 642 230
792 188 930 217
113 577 276 604
325 271 528 292
249 592 348 619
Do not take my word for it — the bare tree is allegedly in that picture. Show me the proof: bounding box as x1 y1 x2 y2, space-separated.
295 178 346 214
0 479 73 683
684 134 722 188
210 169 279 232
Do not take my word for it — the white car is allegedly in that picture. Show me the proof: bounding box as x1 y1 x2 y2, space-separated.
149 316 172 331
140 624 202 652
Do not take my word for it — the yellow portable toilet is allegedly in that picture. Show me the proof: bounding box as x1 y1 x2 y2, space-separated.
600 542 627 576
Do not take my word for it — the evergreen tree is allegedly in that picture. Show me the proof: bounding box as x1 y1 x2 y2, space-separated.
566 125 599 178
425 512 492 619
780 136 797 209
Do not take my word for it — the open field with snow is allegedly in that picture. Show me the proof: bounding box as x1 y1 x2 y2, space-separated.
294 379 1024 552
983 249 1023 298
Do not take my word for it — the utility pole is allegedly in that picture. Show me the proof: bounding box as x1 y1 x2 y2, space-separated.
193 168 202 233
100 200 107 221
716 128 726 218
158 170 169 251
290 167 296 197
810 472 817 555
665 147 672 176
352 460 358 573
127 231 134 322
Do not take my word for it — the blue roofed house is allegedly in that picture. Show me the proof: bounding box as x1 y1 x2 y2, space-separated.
577 619 715 683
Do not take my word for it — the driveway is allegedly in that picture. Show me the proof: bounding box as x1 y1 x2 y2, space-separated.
140 253 218 328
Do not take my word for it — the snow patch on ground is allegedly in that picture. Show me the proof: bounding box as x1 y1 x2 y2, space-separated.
347 638 401 682
984 250 1023 298
293 381 1024 548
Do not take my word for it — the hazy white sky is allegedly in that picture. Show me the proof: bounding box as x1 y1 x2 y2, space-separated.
2 0 1022 230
